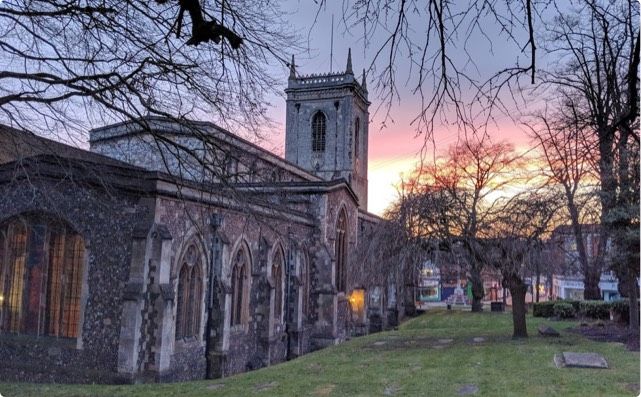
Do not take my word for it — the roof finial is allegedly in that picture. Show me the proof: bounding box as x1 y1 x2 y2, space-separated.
346 48 353 75
361 69 367 91
289 54 296 79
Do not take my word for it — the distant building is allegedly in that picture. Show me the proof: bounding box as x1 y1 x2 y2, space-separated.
547 224 620 301
414 250 500 307
552 272 620 301
416 261 441 307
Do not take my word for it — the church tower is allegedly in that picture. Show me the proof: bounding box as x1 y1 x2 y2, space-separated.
285 50 370 209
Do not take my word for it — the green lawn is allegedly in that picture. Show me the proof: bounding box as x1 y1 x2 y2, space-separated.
2 310 639 397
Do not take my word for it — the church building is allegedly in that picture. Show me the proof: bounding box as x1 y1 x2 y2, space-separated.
0 52 408 383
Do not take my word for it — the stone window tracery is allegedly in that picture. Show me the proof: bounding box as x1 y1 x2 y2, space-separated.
175 244 203 340
301 253 310 317
230 245 250 327
272 248 284 323
312 112 326 152
0 215 85 338
335 209 348 293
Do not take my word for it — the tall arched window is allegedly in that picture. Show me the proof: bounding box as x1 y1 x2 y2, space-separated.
354 117 360 158
0 215 85 338
312 112 326 152
175 244 203 340
231 245 250 327
301 253 310 317
272 248 284 322
335 209 348 293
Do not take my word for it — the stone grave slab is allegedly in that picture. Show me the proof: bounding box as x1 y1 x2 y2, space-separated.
254 381 278 391
554 352 608 369
383 384 401 396
538 324 560 337
457 384 479 395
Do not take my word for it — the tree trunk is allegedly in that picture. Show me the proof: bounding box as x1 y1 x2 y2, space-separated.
629 279 639 331
583 270 602 300
510 281 528 338
535 267 541 303
469 266 484 312
566 200 601 301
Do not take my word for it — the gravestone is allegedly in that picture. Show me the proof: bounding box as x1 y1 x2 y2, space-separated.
254 381 278 391
538 324 560 337
554 352 608 369
457 384 479 395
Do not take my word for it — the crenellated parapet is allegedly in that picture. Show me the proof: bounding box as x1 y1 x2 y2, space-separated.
286 49 368 102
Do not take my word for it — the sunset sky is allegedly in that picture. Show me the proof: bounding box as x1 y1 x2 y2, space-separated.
262 1 539 215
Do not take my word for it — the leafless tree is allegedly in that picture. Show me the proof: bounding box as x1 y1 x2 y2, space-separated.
387 138 563 334
391 135 523 312
0 0 304 250
1 0 297 140
488 190 560 337
314 0 549 144
525 104 605 299
537 0 639 327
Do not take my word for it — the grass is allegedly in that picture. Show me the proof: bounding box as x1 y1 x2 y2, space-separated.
2 310 638 397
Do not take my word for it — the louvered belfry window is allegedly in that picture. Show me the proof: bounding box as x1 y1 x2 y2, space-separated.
312 112 326 152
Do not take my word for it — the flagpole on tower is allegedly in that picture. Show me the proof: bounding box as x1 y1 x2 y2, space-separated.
330 14 334 72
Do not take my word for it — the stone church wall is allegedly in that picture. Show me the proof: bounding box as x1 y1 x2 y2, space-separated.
0 170 152 383
152 196 318 380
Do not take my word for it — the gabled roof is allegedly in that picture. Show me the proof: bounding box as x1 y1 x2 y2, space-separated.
0 124 142 170
89 116 323 183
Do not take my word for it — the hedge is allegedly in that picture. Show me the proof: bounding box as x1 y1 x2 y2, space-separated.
578 300 611 320
534 299 630 321
533 301 555 317
553 302 576 319
563 300 581 312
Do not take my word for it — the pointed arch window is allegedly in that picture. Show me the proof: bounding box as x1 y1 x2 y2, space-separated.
175 244 203 340
231 245 250 327
0 215 85 338
354 117 360 158
335 209 348 293
312 112 326 152
272 248 284 323
301 253 310 317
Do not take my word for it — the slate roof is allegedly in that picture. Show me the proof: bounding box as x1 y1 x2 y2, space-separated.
0 124 142 170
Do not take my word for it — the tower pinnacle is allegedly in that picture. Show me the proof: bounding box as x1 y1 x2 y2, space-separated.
289 54 296 80
346 48 353 75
